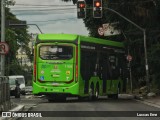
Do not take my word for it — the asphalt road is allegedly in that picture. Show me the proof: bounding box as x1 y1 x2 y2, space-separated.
10 95 160 120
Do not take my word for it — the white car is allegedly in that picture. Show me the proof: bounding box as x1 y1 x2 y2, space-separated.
9 75 26 97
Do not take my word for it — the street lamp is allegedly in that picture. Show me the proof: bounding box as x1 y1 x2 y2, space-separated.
104 8 150 92
8 22 43 34
1 0 5 76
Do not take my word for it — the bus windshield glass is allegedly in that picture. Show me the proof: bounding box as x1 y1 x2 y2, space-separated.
39 45 73 60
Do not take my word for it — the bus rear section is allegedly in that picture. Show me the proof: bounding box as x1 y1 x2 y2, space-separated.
32 43 79 100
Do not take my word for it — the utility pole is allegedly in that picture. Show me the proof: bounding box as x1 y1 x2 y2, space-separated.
1 0 5 76
8 21 43 34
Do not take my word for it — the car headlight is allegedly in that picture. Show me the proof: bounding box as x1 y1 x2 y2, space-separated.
10 87 15 90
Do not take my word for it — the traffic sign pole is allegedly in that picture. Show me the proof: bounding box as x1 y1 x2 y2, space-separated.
127 49 133 93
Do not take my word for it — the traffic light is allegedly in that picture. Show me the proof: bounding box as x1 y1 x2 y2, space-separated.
93 0 102 18
77 0 86 19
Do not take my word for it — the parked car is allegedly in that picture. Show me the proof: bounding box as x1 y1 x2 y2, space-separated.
9 75 26 98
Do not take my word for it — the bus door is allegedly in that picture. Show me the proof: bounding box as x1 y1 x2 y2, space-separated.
37 44 75 84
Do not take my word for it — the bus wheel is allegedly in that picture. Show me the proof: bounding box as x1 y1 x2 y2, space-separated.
108 94 118 99
78 96 85 101
48 99 54 102
107 94 112 99
88 87 94 101
60 96 66 101
113 84 121 99
94 88 99 100
118 83 121 94
55 96 66 102
94 83 99 100
112 87 120 99
113 94 118 99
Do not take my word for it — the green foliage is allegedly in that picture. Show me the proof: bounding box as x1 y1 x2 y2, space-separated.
148 44 160 88
0 3 31 75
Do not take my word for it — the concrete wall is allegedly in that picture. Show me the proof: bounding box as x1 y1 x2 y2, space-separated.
0 76 11 112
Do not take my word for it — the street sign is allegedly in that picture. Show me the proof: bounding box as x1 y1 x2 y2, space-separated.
6 20 27 28
0 42 9 55
127 55 132 62
98 27 104 36
102 22 121 36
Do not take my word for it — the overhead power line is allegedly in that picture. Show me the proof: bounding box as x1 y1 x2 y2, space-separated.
11 7 76 12
15 4 75 7
14 11 75 15
28 17 77 23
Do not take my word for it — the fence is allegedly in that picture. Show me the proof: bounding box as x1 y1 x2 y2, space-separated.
0 76 11 112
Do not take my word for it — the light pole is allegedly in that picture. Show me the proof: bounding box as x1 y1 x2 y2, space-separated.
104 8 150 92
1 0 5 76
8 22 43 34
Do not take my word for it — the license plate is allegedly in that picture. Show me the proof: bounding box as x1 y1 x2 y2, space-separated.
52 83 59 86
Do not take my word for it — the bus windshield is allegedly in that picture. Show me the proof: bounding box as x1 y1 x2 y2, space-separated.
39 45 73 60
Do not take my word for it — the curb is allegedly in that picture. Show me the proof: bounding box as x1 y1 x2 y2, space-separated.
134 96 160 109
0 105 24 120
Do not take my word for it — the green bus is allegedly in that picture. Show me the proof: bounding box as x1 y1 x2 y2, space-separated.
32 34 126 101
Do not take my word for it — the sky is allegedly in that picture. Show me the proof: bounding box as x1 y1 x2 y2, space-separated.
10 0 89 35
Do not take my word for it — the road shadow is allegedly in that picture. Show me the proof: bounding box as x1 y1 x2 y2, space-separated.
41 96 135 103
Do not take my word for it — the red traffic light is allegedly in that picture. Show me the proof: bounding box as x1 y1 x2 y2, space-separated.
79 3 85 8
95 2 101 7
93 0 102 18
77 1 86 19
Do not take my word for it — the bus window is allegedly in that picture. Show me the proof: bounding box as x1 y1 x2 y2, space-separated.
108 55 120 79
39 45 73 60
81 50 97 81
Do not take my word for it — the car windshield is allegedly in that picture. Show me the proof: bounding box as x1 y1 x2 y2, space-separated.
9 77 25 85
9 78 16 85
16 78 25 84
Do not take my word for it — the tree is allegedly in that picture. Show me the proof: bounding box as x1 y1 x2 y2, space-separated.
0 0 32 75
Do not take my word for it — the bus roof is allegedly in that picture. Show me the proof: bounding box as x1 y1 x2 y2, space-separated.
37 34 124 48
38 34 78 41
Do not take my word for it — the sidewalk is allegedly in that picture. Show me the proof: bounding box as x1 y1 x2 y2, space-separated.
0 103 25 120
135 95 160 108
